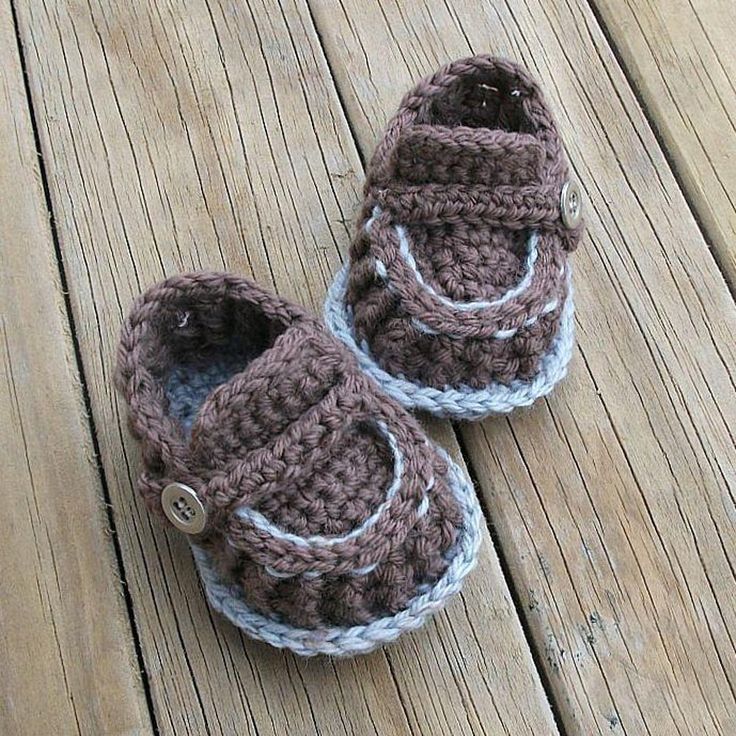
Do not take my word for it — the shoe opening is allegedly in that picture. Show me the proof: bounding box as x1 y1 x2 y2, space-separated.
140 294 289 436
422 66 535 135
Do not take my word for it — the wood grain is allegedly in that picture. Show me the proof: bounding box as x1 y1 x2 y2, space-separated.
592 0 736 289
0 2 152 733
308 1 736 735
12 0 558 733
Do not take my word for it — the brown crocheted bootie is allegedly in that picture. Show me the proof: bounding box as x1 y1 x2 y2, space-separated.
115 272 481 656
325 55 583 419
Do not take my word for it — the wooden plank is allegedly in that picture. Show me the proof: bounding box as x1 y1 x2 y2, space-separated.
0 2 153 733
13 0 558 733
308 1 736 735
592 0 736 289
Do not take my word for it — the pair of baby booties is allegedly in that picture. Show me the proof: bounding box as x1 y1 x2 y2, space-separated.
116 56 583 657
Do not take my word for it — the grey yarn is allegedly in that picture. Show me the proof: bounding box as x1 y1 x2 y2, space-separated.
190 448 482 657
324 263 576 419
166 357 247 434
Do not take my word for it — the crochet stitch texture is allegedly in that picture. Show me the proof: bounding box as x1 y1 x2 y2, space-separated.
325 55 584 419
116 272 481 656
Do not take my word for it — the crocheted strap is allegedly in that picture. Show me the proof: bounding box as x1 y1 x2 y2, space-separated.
222 417 433 578
390 126 545 187
374 180 568 226
373 184 582 253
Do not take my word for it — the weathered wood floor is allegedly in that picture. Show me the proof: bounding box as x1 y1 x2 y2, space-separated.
2 1 735 734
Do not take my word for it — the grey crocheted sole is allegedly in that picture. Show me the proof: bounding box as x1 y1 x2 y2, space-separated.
324 264 575 420
190 449 482 657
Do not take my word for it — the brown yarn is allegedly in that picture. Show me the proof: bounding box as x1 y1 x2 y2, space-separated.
346 56 583 390
115 272 463 629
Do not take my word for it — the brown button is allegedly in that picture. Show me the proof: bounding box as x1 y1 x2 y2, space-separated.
560 180 583 229
162 482 207 534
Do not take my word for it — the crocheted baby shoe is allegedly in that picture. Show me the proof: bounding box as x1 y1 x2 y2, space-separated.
325 55 583 419
115 272 481 656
